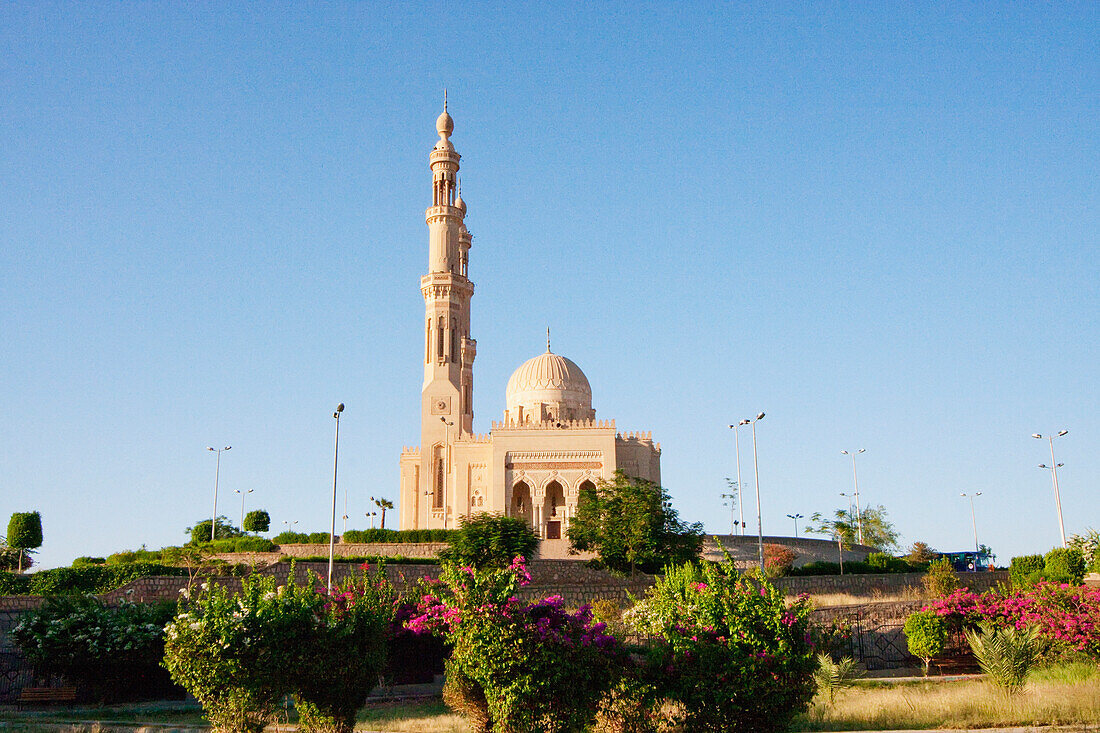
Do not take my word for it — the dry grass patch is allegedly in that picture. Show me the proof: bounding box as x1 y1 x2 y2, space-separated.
802 585 927 608
356 699 466 732
795 662 1100 731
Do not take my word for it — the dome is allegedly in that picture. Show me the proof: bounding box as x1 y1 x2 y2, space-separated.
436 110 454 137
506 350 593 419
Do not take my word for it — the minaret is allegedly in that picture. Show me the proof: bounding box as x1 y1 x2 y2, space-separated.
419 103 475 525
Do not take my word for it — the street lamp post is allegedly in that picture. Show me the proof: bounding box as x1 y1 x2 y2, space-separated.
1034 430 1069 547
328 403 344 591
840 449 866 545
786 513 804 537
283 519 298 533
206 446 232 541
727 420 750 535
960 492 983 555
234 488 254 530
750 412 766 574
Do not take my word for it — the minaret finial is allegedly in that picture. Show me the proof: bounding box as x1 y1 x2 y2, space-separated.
547 327 551 353
444 88 448 112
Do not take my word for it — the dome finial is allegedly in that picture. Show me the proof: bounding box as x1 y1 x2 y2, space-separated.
547 327 551 353
435 92 454 140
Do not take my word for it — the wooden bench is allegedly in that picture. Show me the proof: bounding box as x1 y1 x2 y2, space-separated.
16 686 77 709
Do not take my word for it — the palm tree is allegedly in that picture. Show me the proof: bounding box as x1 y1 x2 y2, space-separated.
371 497 395 529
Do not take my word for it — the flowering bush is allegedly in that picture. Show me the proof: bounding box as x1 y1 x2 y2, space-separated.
623 560 817 732
163 576 304 733
290 566 395 733
408 558 620 732
163 567 395 733
12 595 179 702
925 582 1100 658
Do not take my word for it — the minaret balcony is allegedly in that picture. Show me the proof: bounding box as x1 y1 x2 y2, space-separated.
420 272 474 298
425 205 464 222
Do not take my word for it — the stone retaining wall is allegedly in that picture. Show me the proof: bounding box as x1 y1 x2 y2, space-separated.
777 569 1009 597
704 535 875 567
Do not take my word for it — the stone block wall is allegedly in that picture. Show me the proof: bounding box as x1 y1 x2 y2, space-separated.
776 570 1009 597
704 535 874 567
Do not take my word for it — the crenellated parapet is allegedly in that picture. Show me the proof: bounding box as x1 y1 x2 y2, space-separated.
491 417 616 431
401 446 421 456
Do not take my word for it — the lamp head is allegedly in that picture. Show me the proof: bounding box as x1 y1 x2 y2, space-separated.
841 450 849 455
857 448 866 454
336 403 344 413
1058 430 1068 436
739 419 750 425
207 446 215 451
1039 464 1048 469
756 412 765 420
975 491 982 496
1032 433 1042 439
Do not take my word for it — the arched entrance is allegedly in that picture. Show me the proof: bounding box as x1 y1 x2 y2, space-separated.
511 481 533 529
543 480 565 539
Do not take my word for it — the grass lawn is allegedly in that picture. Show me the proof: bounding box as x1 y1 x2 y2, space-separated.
2 664 1098 731
793 662 1100 731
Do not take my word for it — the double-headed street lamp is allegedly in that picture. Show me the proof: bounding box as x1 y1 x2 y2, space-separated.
960 492 982 555
840 448 866 546
328 403 344 591
727 419 750 535
207 446 232 541
234 488 254 530
786 513 804 537
1033 430 1069 547
749 412 766 574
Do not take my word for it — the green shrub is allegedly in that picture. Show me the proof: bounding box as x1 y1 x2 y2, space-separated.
1010 554 1045 587
106 548 165 565
208 537 276 553
12 595 180 703
71 556 106 567
438 512 539 569
904 610 948 675
408 560 619 733
965 622 1046 696
186 516 244 545
27 563 189 595
922 557 961 597
242 510 270 533
0 571 31 595
1043 547 1086 585
867 552 912 573
273 531 311 545
163 568 395 733
623 562 817 732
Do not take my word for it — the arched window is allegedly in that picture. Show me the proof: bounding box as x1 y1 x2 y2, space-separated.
434 452 444 509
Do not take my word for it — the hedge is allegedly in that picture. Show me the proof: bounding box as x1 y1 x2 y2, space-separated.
286 555 440 565
0 563 190 596
273 529 456 545
788 559 925 576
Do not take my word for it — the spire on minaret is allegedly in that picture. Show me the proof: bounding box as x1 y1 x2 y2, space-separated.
444 88 448 112
547 327 551 353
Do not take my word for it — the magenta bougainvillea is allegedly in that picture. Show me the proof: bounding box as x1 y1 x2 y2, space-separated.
407 557 619 733
924 582 1100 657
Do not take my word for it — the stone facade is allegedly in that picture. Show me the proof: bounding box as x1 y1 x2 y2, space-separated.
399 108 661 538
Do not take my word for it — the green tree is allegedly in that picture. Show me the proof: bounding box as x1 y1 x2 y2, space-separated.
186 516 243 545
242 510 270 533
906 541 938 565
567 470 703 574
371 497 395 529
439 512 539 569
807 504 899 551
904 610 947 676
8 512 43 573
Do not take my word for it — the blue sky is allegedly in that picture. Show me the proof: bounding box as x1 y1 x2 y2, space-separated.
1 3 1096 569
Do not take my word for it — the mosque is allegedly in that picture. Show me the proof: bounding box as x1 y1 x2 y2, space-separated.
398 106 661 538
